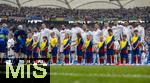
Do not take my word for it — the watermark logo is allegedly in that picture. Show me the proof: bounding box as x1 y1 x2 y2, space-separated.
5 60 48 78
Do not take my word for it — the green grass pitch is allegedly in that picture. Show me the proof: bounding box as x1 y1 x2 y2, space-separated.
50 65 150 83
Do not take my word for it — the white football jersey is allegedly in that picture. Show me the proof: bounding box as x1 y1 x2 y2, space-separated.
92 29 101 44
59 30 66 52
7 38 14 48
122 25 132 42
112 25 122 41
114 40 120 50
71 28 77 41
33 32 40 41
53 28 60 39
132 25 145 42
82 31 87 41
71 27 79 51
60 30 66 43
40 28 51 42
7 38 15 55
102 27 110 40
137 25 145 42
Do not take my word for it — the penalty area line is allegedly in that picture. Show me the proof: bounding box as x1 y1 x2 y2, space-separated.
50 72 150 78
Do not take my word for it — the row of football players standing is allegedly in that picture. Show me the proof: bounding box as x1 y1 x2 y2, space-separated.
0 22 149 65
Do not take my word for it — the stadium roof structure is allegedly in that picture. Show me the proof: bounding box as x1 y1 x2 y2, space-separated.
0 0 150 9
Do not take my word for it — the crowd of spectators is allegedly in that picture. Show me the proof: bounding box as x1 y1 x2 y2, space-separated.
0 4 150 21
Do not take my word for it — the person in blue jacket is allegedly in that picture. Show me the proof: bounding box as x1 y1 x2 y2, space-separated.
0 23 9 64
147 38 150 64
13 25 27 63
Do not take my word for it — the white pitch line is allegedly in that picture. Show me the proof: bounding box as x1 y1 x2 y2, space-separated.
50 72 150 78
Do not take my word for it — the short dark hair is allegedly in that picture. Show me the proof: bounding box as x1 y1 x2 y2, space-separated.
77 33 82 38
122 34 127 38
43 36 47 39
134 30 138 33
108 29 113 33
